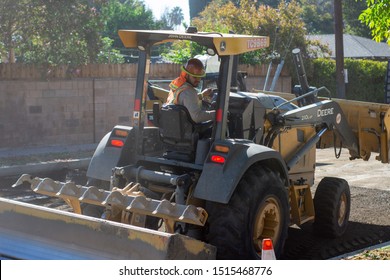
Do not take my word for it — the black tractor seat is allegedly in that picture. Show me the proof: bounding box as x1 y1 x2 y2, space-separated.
154 104 212 162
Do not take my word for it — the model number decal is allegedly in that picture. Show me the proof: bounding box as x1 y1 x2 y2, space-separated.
301 114 313 120
317 108 334 117
247 38 267 49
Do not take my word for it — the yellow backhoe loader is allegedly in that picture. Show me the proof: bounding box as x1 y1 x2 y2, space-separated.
1 29 389 259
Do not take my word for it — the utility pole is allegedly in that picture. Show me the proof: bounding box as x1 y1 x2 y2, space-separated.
334 0 346 99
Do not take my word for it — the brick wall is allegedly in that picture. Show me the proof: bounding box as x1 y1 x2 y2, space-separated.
0 73 291 149
0 78 136 148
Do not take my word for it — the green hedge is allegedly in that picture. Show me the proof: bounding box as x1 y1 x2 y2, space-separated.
305 58 388 103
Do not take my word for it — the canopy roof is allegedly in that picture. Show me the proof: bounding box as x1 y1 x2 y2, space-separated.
118 29 269 56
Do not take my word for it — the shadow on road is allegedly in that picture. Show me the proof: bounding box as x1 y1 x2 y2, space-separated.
281 221 390 259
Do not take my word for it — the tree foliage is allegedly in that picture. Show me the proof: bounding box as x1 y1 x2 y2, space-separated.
169 7 185 29
97 37 125 63
299 0 334 34
2 0 387 67
101 0 156 50
0 0 34 62
359 0 390 44
189 0 374 38
1 0 107 65
157 6 185 30
343 0 371 37
190 0 307 65
161 41 196 64
0 0 161 65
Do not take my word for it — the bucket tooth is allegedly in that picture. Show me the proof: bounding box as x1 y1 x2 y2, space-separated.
154 200 179 216
127 196 152 212
180 205 208 225
34 178 62 196
12 174 209 228
56 182 84 214
104 191 128 207
79 186 107 205
57 182 82 197
12 174 33 188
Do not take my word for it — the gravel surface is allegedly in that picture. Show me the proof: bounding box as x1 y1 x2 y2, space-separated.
345 247 390 260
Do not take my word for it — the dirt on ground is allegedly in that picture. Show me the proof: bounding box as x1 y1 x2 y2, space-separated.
0 147 389 259
315 148 390 226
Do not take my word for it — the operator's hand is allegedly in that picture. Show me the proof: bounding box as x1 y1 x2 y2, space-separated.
201 88 213 102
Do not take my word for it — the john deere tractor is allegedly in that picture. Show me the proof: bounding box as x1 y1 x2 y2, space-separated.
2 28 390 260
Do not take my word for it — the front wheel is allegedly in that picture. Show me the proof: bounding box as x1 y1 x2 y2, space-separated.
313 177 351 238
205 165 289 259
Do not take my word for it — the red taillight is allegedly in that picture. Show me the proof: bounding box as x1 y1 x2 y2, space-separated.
216 109 223 122
110 139 124 147
211 155 226 164
134 99 141 111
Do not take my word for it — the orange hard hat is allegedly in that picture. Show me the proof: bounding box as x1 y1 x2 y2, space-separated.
182 58 206 78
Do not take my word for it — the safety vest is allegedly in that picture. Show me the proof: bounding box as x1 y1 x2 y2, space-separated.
166 84 192 105
166 71 191 105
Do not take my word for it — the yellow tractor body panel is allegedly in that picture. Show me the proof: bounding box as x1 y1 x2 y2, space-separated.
267 91 390 163
118 30 269 56
260 91 390 226
272 126 317 184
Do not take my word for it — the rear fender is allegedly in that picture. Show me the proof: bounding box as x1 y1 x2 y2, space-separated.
193 140 289 204
87 126 162 182
86 125 136 182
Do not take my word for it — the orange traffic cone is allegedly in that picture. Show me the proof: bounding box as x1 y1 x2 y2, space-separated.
261 238 276 260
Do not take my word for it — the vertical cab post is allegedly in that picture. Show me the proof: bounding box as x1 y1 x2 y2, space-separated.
133 46 151 155
214 55 234 141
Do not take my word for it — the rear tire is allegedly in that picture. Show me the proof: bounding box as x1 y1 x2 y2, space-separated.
205 165 289 259
313 177 351 238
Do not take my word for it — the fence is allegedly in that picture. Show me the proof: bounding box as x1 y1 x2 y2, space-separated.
0 63 286 80
0 63 177 80
0 63 291 149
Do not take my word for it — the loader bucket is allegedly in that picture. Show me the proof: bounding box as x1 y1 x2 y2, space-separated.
0 197 216 260
320 98 390 163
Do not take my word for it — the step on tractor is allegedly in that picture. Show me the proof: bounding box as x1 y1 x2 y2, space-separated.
1 29 390 260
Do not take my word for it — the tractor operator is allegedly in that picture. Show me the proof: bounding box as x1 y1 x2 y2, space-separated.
166 58 215 123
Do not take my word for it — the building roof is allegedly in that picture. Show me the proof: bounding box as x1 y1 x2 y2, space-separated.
307 34 390 60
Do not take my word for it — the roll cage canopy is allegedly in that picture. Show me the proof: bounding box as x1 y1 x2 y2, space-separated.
118 29 270 147
118 29 269 56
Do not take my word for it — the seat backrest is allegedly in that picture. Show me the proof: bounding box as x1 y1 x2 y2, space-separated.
158 105 198 151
